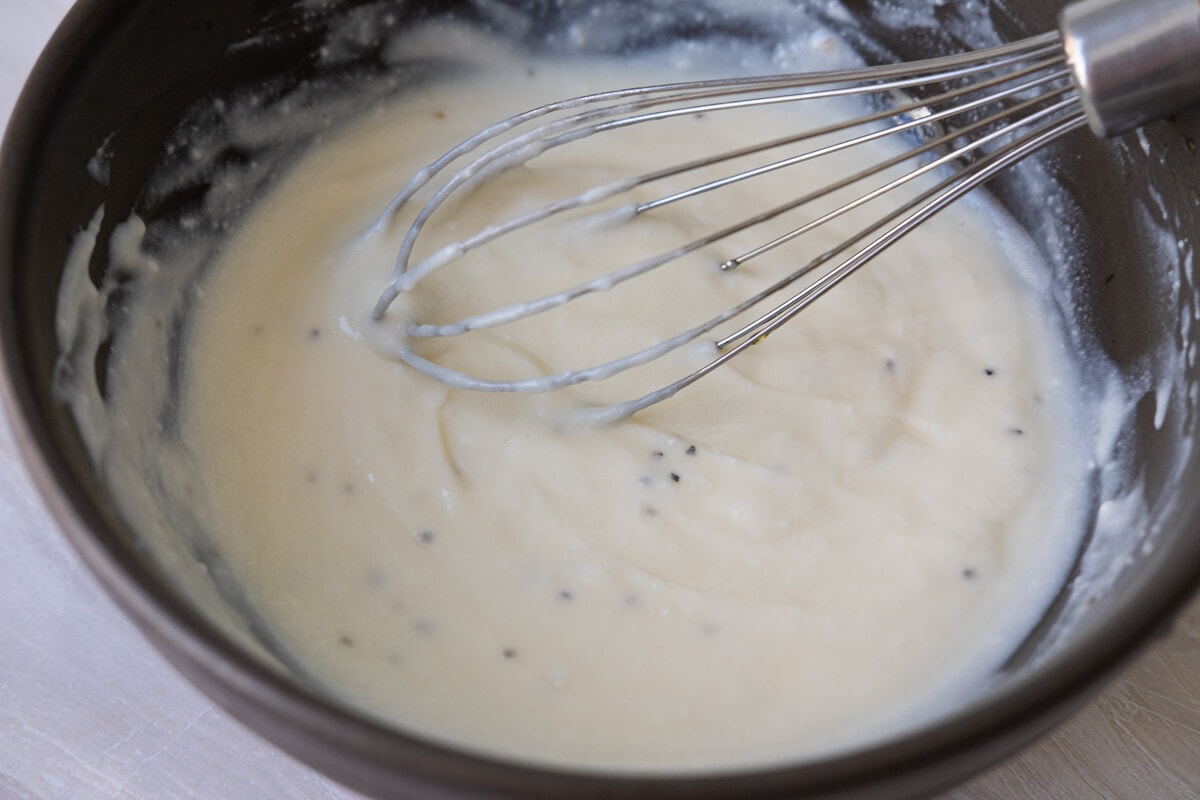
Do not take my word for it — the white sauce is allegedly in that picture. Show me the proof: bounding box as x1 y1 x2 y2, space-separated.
55 0 1198 778
169 52 1092 770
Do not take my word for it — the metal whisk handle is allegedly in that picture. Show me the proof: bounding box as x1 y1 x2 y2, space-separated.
1063 0 1200 137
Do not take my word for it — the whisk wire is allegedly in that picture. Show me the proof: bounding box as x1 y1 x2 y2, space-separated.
372 33 1065 315
398 63 1078 342
370 32 1062 240
635 58 1071 218
595 112 1091 424
366 29 1108 421
371 99 1085 405
716 100 1087 351
718 81 1079 273
403 77 1079 343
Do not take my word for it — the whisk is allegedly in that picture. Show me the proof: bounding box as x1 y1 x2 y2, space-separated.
369 0 1200 423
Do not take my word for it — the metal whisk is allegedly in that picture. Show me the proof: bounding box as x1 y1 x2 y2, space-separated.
369 0 1200 423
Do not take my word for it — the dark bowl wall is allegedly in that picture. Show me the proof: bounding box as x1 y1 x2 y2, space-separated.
3 1 1200 799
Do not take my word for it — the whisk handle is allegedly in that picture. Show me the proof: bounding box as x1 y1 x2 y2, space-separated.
1062 0 1200 137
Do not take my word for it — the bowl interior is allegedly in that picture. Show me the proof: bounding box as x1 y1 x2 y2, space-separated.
4 1 1200 798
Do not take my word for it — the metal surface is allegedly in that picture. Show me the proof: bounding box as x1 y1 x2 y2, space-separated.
375 0 1200 418
1061 0 1200 136
371 34 1087 421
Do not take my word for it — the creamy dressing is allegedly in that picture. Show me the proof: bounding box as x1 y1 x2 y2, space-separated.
170 54 1092 771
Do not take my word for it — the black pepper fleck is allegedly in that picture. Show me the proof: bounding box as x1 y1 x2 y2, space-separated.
884 358 897 373
685 445 697 456
670 472 680 483
984 367 996 377
416 530 435 544
308 327 321 339
503 648 517 659
1008 427 1025 437
1104 272 1116 285
962 567 978 580
558 590 574 602
651 450 665 459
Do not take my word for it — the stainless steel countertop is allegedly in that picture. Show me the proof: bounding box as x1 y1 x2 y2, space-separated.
1 2 1197 797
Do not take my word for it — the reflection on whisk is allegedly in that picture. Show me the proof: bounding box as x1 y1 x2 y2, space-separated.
367 0 1200 423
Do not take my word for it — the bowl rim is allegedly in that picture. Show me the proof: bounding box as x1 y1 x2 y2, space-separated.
4 1 1200 797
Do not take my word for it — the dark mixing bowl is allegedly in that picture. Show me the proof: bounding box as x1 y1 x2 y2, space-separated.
3 1 1200 798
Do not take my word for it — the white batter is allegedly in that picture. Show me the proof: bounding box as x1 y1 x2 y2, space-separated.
176 54 1089 770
